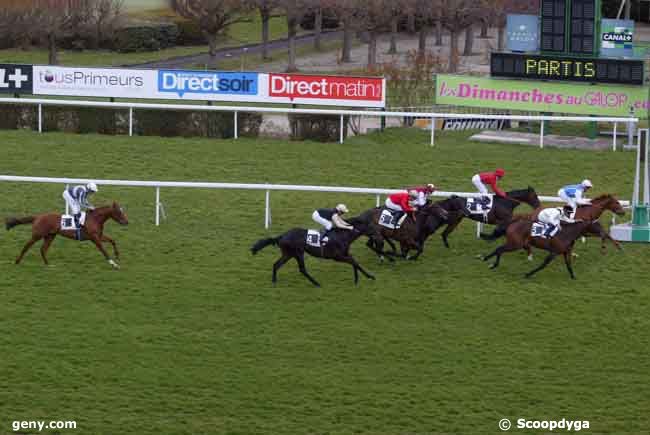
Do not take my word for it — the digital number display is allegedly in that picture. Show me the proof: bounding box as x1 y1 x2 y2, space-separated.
570 0 596 54
541 0 566 52
491 52 644 85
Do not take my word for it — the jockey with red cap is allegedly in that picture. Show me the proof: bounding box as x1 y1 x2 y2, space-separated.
472 169 506 202
406 183 436 207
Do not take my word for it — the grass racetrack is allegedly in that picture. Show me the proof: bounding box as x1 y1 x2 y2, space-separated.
1 128 649 434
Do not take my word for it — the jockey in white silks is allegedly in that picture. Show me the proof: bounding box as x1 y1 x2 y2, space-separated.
537 206 579 238
62 182 98 227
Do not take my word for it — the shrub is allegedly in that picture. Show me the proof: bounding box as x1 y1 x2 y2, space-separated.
113 23 179 52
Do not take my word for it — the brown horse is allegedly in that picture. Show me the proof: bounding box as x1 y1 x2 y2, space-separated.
527 194 626 256
6 202 128 268
482 218 595 279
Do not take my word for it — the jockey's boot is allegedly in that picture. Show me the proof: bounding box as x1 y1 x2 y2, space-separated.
397 213 408 228
73 213 81 228
544 224 556 238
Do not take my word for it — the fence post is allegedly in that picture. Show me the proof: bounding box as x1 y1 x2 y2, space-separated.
476 222 482 239
155 187 160 226
234 111 238 139
265 190 271 229
430 116 435 147
539 120 545 148
129 107 133 137
613 122 617 151
65 184 70 214
38 104 42 133
376 194 380 207
339 115 344 144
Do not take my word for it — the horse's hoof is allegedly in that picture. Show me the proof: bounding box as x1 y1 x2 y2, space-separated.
489 263 497 269
369 274 376 280
527 255 533 262
572 252 579 258
379 256 384 263
109 259 120 269
477 255 485 261
524 274 532 279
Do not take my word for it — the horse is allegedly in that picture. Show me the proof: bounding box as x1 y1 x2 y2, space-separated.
357 202 448 261
442 187 542 246
529 194 626 255
6 202 129 269
250 217 376 287
482 218 595 279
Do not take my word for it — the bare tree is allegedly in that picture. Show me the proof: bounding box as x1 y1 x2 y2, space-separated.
251 0 282 60
313 1 322 51
278 0 312 71
439 0 482 72
90 0 125 48
173 0 253 67
325 0 361 63
356 0 395 69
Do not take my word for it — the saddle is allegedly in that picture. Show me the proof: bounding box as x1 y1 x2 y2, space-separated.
466 197 492 220
379 208 406 229
531 221 559 239
307 229 328 247
60 212 86 230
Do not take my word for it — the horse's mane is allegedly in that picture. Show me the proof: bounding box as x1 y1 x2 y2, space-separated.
506 186 533 196
591 193 616 202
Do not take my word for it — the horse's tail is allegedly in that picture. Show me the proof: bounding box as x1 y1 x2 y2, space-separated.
251 236 280 255
5 216 34 231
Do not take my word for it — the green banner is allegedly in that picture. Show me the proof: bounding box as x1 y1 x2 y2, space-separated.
436 74 649 118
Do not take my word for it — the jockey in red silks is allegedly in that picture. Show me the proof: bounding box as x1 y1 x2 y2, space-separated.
472 169 506 203
385 191 417 227
406 183 436 207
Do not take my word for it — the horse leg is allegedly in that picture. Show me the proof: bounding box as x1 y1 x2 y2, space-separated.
441 218 462 248
295 253 321 287
272 253 291 284
385 238 398 256
40 234 56 265
400 242 409 259
525 253 557 279
101 234 119 260
337 255 375 284
480 224 507 241
90 235 119 269
563 252 576 280
15 235 40 264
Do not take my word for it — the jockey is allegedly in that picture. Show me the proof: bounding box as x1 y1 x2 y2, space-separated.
558 180 592 215
407 183 436 207
385 191 417 226
62 182 98 227
472 168 506 203
537 206 579 238
312 204 354 235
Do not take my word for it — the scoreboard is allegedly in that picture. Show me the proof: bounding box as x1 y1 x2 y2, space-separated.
540 0 597 55
491 52 644 85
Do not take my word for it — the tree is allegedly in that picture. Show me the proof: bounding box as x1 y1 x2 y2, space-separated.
278 0 312 71
325 0 361 63
355 0 395 69
251 0 282 60
173 0 253 67
439 0 483 72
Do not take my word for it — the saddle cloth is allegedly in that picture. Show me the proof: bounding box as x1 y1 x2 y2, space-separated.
466 196 493 215
60 212 86 230
306 229 323 247
531 221 559 239
378 208 401 229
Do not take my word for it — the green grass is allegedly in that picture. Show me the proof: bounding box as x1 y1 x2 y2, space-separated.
1 128 649 434
0 13 287 67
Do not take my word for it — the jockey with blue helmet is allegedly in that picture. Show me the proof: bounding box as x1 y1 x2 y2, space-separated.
62 182 98 227
558 180 592 215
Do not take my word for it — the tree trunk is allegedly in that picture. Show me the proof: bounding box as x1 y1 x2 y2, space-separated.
261 8 271 60
480 19 488 38
449 29 459 72
287 18 298 72
463 25 474 56
367 28 378 70
342 19 353 63
418 26 427 56
625 0 631 19
435 19 443 46
388 16 398 54
497 25 505 50
314 6 322 51
205 31 219 68
48 33 58 65
407 12 416 34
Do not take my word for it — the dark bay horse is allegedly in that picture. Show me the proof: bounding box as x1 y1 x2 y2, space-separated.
251 217 376 287
6 202 128 269
434 187 541 246
357 202 448 261
528 194 626 255
482 218 595 279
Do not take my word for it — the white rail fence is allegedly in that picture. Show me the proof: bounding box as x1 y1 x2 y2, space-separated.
0 97 638 150
0 176 631 237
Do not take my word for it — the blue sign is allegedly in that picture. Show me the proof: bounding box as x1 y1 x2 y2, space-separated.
157 70 259 97
601 19 634 58
506 14 539 53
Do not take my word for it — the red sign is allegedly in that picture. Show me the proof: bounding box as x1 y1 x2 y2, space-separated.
268 73 384 106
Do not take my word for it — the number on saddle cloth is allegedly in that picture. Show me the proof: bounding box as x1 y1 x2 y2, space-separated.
379 208 404 229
